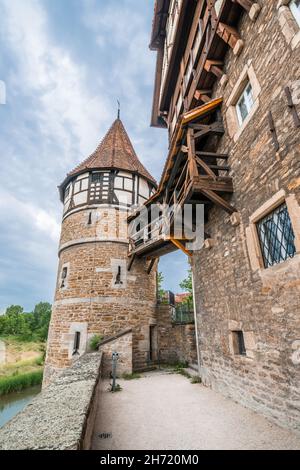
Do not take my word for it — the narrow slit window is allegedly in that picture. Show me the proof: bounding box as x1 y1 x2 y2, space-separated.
236 82 254 125
73 332 81 355
290 0 300 27
60 267 68 288
256 203 296 268
115 266 123 285
87 212 92 225
232 331 246 356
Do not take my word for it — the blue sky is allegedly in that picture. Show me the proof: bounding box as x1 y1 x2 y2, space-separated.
0 0 189 312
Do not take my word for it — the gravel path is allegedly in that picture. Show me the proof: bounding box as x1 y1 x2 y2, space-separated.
92 370 300 450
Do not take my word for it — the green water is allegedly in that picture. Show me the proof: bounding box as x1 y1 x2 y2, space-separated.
0 385 41 428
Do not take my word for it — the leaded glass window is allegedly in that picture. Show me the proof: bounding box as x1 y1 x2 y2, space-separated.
256 203 296 268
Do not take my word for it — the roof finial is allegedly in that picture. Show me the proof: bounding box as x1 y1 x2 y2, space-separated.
117 100 120 120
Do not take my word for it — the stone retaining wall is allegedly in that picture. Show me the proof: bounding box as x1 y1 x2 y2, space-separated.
0 352 102 450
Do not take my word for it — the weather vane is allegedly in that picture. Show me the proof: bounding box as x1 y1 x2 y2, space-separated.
117 100 120 119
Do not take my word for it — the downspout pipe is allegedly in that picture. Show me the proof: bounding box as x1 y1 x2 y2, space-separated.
191 268 201 377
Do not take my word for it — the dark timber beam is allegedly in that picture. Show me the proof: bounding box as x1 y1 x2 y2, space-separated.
147 258 156 274
231 0 254 12
204 60 224 78
194 89 212 103
127 253 136 272
217 22 241 49
285 86 300 128
268 111 279 152
200 188 236 214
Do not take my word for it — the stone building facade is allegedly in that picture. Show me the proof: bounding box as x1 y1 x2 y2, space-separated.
145 0 300 431
44 119 159 385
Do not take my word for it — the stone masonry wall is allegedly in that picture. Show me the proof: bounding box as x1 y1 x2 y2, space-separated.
156 304 197 366
99 329 133 378
44 206 157 385
0 353 103 450
193 0 300 432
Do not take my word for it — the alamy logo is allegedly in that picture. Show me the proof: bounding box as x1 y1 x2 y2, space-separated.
0 80 6 105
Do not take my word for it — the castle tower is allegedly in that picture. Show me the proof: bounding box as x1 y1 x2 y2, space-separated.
44 118 158 385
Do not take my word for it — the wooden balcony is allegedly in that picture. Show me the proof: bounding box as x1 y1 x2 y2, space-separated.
128 98 236 262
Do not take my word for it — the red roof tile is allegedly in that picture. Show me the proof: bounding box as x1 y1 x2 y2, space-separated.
67 119 156 184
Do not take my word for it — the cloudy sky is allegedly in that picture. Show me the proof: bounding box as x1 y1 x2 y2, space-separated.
0 0 189 312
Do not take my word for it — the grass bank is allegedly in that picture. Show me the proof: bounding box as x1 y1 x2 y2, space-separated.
0 370 43 396
0 336 45 395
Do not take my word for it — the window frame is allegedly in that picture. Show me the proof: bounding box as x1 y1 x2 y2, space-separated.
232 331 247 356
290 0 300 27
256 202 296 269
236 82 254 126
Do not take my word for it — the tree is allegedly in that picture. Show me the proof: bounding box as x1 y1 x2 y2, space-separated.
157 271 166 299
32 302 52 340
179 269 193 303
0 302 52 341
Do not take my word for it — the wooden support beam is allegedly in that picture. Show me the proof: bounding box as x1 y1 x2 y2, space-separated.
147 258 156 274
194 89 212 103
204 60 223 78
187 128 199 179
196 151 228 160
195 156 217 180
285 86 300 128
231 0 253 12
217 22 240 49
208 164 230 171
170 238 192 258
268 111 279 151
127 253 136 272
200 188 236 214
193 122 224 140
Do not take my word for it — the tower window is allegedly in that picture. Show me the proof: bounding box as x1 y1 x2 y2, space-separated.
91 173 102 183
236 82 254 125
72 332 81 355
290 0 300 27
60 266 68 288
232 331 246 356
256 203 296 268
87 212 92 225
115 266 123 285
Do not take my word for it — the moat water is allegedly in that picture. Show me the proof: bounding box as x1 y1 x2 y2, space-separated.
0 385 41 428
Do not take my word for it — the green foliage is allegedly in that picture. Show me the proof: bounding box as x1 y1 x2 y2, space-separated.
179 269 193 303
0 302 52 342
157 271 166 299
190 376 201 384
89 334 102 351
122 372 141 380
111 383 122 393
173 361 189 371
177 369 191 378
0 370 43 396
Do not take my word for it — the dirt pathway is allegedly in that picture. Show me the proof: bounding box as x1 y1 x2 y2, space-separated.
92 370 300 450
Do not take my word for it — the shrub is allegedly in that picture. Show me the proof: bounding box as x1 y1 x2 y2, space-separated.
89 334 102 351
190 376 201 384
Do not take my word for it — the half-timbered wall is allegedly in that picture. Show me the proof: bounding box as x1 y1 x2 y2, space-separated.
63 170 155 215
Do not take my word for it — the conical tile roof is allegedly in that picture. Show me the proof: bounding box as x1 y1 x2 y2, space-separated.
67 119 156 184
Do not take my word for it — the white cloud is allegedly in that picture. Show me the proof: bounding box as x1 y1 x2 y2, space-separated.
0 189 60 242
0 0 110 160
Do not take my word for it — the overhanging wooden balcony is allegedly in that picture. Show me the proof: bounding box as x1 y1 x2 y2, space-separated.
128 98 235 262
